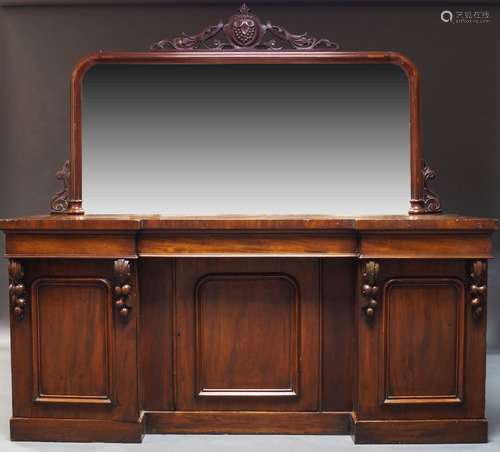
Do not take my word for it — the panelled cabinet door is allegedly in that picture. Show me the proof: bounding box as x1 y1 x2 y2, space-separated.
175 258 320 411
9 259 139 421
356 260 486 420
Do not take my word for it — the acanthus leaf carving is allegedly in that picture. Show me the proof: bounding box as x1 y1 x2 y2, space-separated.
151 4 339 51
50 160 71 214
361 260 380 322
469 260 486 321
113 259 132 321
422 160 442 213
8 260 26 321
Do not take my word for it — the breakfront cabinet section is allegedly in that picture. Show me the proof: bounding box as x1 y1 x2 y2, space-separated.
1 215 497 443
175 258 320 411
9 259 143 442
354 259 488 443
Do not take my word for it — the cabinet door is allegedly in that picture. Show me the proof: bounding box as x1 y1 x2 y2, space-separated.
356 260 486 420
175 258 320 411
9 259 139 421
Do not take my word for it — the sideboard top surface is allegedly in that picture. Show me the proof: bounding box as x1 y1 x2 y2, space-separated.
0 215 497 232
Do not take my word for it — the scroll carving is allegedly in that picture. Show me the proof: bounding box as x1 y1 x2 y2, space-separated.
422 160 442 213
8 260 26 321
50 160 71 214
469 260 486 321
113 259 132 320
151 4 339 51
361 261 380 322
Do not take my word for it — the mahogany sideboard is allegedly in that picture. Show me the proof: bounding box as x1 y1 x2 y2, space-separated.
2 3 499 445
0 214 497 443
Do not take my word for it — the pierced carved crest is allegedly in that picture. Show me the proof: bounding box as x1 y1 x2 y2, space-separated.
151 4 339 51
50 160 71 214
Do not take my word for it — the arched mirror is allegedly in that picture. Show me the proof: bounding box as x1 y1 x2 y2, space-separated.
79 61 411 216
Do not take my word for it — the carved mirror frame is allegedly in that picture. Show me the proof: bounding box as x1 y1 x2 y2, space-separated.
52 4 440 216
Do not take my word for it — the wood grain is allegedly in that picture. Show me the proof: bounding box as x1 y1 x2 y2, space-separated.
139 258 175 411
356 260 486 421
1 217 495 443
322 259 355 411
31 278 114 405
175 258 320 411
353 418 487 444
11 417 144 443
1 214 497 231
145 411 352 434
10 260 140 421
360 232 493 258
66 51 426 214
5 233 137 258
380 279 464 405
138 232 356 256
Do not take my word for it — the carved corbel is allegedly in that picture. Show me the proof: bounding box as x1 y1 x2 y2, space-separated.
8 260 26 320
469 260 486 321
422 160 442 213
361 261 380 322
113 259 132 320
50 160 70 214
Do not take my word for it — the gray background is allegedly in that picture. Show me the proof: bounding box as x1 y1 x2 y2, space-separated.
0 1 499 349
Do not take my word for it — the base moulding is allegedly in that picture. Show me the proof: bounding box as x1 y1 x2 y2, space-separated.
10 413 489 444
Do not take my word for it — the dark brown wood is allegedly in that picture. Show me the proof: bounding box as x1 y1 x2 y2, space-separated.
8 260 26 321
138 231 357 256
113 259 133 320
139 259 175 412
11 417 144 443
2 214 497 231
5 232 137 258
380 278 465 406
31 277 115 405
174 258 320 411
9 260 140 422
0 226 494 442
360 261 380 321
422 160 442 213
67 49 427 215
145 411 351 434
50 160 70 214
0 216 496 443
355 260 487 423
469 260 487 321
321 259 355 411
151 4 339 51
360 232 494 258
0 4 496 442
353 419 487 444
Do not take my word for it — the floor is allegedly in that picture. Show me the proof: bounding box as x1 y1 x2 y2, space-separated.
0 344 499 451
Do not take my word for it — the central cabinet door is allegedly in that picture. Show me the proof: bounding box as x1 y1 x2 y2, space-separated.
175 258 320 411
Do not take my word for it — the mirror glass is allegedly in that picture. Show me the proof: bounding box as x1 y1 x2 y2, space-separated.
82 63 410 215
